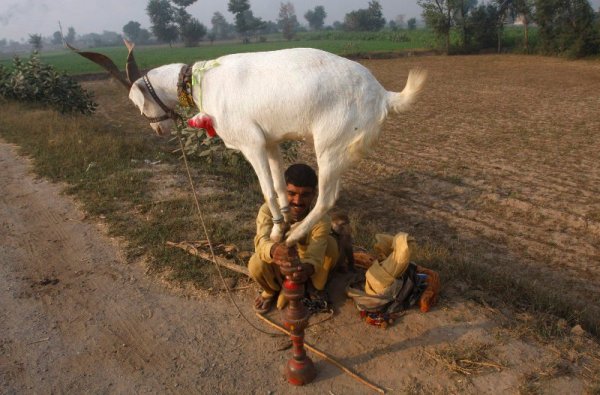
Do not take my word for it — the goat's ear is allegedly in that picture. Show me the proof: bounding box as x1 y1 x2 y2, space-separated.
128 83 146 115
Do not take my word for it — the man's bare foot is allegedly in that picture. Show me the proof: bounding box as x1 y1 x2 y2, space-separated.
253 294 275 314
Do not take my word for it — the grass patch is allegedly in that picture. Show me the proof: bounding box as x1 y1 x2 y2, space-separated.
0 98 259 288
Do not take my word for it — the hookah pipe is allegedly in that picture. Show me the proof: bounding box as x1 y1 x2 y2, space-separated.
279 247 316 385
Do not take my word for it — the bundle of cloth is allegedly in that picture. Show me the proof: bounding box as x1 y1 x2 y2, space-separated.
347 232 440 324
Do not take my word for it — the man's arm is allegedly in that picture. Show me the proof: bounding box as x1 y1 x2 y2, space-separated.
254 203 276 264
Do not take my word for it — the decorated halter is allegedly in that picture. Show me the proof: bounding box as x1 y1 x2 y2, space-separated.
140 65 195 124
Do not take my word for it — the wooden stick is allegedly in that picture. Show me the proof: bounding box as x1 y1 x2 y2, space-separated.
166 241 249 276
256 313 385 394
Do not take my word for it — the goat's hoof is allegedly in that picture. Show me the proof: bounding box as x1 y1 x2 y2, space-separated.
284 235 298 247
270 228 284 243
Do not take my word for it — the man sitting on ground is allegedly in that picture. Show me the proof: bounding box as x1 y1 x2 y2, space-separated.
248 163 339 314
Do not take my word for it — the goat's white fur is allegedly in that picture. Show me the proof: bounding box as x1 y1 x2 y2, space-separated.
128 48 426 246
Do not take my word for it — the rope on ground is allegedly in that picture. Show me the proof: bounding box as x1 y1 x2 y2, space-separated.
174 120 282 337
256 313 386 394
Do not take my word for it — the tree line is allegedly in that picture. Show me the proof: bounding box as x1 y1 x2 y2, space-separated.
6 0 599 58
142 0 390 45
137 0 600 56
419 0 600 56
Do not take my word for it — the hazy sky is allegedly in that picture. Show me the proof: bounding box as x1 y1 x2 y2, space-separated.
3 0 600 42
1 0 424 42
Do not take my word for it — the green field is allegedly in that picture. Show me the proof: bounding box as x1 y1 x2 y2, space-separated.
1 31 438 75
1 27 539 75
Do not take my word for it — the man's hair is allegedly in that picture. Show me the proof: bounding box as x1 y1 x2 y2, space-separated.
285 163 317 189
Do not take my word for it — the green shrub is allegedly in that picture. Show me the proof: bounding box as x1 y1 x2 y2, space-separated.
0 52 97 114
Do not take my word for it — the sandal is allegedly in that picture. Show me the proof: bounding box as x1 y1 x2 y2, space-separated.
254 294 276 314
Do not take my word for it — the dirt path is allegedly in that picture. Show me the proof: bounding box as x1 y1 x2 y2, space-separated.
2 139 599 393
0 141 283 393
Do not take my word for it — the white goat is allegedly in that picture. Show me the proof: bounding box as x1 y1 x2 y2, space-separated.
71 43 426 246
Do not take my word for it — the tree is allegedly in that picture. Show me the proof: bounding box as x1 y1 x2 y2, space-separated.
534 0 599 57
494 0 534 52
451 0 478 48
211 11 234 39
28 34 43 51
407 17 418 29
123 21 152 44
123 21 143 42
180 17 207 46
344 0 385 31
147 0 178 44
228 0 265 42
51 31 63 45
467 4 501 50
304 5 327 30
278 2 299 40
366 0 386 30
418 0 453 53
171 0 196 5
344 1 386 31
66 27 76 43
244 11 266 38
146 0 203 46
228 0 251 38
511 0 535 51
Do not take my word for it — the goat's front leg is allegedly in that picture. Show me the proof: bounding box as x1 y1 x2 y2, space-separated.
266 145 291 224
238 141 286 242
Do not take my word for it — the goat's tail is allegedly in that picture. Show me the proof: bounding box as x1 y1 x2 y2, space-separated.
387 68 427 113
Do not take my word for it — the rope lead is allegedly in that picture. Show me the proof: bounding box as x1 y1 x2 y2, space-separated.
173 119 282 337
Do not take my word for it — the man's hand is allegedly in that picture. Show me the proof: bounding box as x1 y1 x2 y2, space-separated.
270 243 298 266
271 243 314 282
292 262 314 282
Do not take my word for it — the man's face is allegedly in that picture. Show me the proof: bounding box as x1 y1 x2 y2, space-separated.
286 184 316 222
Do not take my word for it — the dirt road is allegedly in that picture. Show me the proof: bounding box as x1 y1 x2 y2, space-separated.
0 141 290 393
2 139 599 393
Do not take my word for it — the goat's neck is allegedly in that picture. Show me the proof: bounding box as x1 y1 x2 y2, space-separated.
146 63 185 109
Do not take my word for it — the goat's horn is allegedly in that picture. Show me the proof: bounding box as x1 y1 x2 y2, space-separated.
65 42 131 89
123 39 142 84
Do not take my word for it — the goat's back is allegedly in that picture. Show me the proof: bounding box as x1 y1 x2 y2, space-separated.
200 48 389 147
